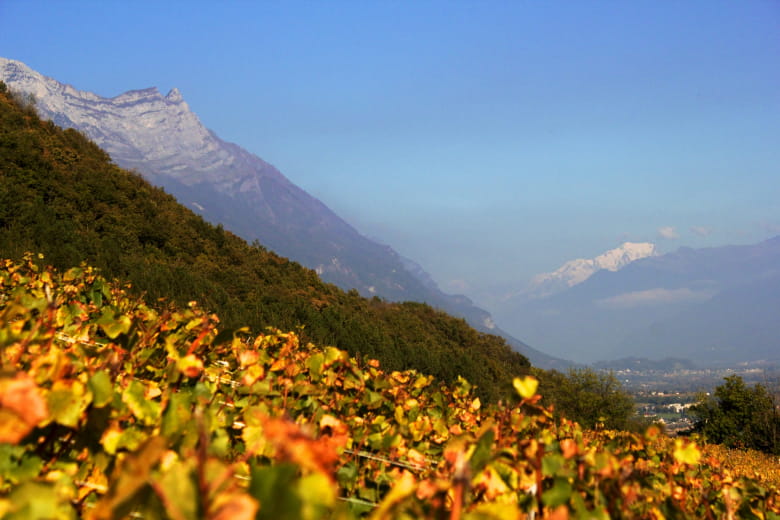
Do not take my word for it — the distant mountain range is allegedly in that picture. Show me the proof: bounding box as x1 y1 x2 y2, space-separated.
0 56 566 369
494 237 780 366
521 242 657 299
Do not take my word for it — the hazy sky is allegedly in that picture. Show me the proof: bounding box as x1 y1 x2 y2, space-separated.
2 1 779 300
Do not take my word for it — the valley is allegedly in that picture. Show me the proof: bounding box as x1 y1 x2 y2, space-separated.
618 364 780 394
615 363 780 435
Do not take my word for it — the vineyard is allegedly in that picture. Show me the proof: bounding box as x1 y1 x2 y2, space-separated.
0 255 778 519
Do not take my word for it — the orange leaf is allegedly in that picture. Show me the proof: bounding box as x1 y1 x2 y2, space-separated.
0 373 48 443
548 505 569 520
560 439 578 459
210 493 258 520
261 415 342 480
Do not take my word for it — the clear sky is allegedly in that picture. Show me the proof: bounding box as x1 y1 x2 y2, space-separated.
1 1 779 302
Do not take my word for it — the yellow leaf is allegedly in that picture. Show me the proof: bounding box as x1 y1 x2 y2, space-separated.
513 376 539 400
178 354 204 378
673 439 701 466
472 465 510 500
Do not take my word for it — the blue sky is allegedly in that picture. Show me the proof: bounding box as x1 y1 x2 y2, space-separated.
1 1 779 301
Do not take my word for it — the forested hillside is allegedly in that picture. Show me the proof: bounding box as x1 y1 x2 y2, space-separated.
0 81 529 402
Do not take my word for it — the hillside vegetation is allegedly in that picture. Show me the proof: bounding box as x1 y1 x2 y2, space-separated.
1 257 778 519
0 81 529 402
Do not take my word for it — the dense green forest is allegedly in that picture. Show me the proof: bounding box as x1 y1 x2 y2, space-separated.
0 80 530 402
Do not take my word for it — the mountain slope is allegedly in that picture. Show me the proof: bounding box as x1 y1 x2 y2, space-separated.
0 79 530 400
0 56 414 299
0 56 559 368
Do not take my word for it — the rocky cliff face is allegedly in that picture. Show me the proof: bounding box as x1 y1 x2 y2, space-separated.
0 57 397 292
0 58 304 216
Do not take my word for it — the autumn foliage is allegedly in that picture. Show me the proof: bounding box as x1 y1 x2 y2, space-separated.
0 256 778 519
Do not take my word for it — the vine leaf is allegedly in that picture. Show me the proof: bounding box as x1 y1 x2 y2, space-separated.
47 379 90 428
673 439 701 466
512 376 539 400
0 373 49 443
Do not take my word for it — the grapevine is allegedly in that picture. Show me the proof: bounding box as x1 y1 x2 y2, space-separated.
0 255 778 519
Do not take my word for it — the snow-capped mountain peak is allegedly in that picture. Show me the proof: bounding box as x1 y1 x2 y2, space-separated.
525 242 657 298
590 242 657 273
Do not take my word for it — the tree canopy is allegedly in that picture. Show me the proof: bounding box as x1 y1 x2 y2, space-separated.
535 368 636 431
691 375 779 455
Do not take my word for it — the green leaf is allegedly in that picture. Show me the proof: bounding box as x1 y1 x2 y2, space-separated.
96 308 132 339
154 459 198 520
87 279 104 307
464 502 523 520
87 371 113 408
47 379 90 428
161 391 192 438
323 347 344 367
123 380 161 426
365 391 383 409
470 428 495 474
336 462 358 489
296 473 336 520
101 425 147 455
542 453 564 477
542 477 572 508
62 267 83 282
2 481 75 520
0 445 44 485
92 437 166 519
249 463 302 520
307 353 324 379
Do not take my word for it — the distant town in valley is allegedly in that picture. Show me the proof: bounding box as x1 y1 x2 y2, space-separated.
595 359 780 434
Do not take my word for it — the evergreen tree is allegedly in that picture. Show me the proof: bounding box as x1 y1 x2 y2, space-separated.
691 375 779 455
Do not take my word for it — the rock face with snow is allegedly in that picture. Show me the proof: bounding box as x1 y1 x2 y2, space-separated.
524 242 657 299
0 57 291 207
0 56 401 293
